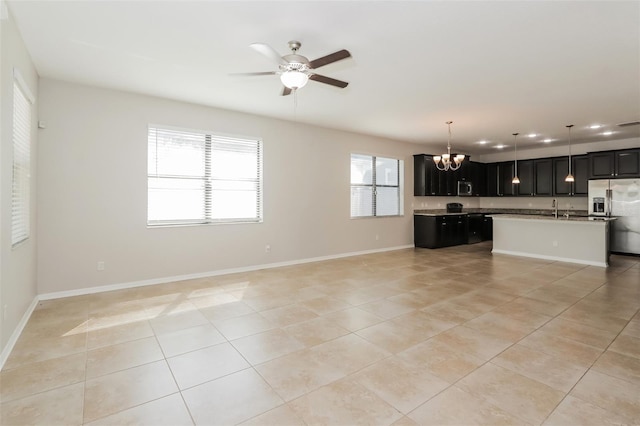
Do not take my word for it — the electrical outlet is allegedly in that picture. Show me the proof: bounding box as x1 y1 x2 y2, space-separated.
375 234 379 241
97 261 105 271
265 245 271 253
552 241 559 247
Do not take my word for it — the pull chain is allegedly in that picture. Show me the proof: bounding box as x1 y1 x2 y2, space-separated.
293 88 298 122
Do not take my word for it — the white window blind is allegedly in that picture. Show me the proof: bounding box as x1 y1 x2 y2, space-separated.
11 80 32 246
350 154 403 218
148 126 262 226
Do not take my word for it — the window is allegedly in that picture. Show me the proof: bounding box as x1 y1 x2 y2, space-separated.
350 154 403 217
11 74 33 246
148 126 262 226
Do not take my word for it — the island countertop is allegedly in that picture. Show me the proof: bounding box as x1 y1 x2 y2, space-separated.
413 208 589 217
489 214 617 223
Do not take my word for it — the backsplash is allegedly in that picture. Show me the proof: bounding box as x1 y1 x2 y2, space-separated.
479 196 588 211
413 196 587 211
412 196 480 210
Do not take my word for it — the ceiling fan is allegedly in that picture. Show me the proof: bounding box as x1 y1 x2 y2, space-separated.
235 40 351 96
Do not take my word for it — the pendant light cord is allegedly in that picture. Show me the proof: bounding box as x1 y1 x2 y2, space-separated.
446 121 453 155
567 125 573 175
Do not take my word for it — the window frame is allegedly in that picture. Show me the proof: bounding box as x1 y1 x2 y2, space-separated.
147 125 263 227
350 153 404 218
11 69 35 247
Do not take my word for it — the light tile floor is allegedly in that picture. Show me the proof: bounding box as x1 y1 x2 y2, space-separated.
1 242 639 425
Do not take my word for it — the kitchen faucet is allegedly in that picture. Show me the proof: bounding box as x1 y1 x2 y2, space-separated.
552 198 558 218
564 204 573 219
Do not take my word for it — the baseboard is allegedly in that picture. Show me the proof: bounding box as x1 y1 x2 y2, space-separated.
0 296 39 371
39 244 415 301
491 249 608 268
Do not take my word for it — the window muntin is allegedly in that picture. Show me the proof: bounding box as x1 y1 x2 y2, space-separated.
350 154 403 218
148 126 262 226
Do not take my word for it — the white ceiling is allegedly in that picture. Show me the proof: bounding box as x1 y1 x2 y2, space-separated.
7 0 640 155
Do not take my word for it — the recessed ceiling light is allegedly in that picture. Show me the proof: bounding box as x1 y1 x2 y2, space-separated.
494 145 506 149
528 133 537 138
602 131 613 136
543 139 552 143
477 140 488 145
590 124 602 129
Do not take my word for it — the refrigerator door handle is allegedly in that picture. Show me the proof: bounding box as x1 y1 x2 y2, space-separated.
606 189 612 217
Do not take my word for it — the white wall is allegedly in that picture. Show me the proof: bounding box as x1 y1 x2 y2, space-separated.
0 3 39 356
37 79 426 295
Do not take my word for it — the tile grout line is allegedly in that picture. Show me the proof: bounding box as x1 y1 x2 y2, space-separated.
537 305 640 425
403 263 614 425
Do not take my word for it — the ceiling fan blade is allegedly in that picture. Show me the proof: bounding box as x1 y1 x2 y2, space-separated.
309 74 349 88
229 71 278 76
308 49 351 69
281 86 292 96
250 43 287 65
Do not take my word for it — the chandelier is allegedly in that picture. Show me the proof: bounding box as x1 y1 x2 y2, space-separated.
433 121 465 171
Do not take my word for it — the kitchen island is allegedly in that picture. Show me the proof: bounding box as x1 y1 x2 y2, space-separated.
490 214 615 267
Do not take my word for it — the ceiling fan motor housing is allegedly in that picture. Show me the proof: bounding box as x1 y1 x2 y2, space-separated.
282 53 310 68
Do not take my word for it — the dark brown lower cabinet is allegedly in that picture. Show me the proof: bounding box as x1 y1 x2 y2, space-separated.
414 215 469 248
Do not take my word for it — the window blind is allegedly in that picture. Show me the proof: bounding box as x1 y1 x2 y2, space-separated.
350 154 402 218
11 81 32 246
148 126 262 226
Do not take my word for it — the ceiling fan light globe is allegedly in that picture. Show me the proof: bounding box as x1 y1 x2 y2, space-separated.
280 71 309 89
433 156 442 163
565 174 575 183
455 154 465 163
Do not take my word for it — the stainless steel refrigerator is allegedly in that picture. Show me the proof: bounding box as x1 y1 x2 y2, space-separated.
588 178 640 255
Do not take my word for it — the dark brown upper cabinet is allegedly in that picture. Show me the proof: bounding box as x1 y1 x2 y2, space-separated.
589 149 640 178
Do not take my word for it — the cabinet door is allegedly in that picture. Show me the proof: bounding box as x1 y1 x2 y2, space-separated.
516 160 534 196
486 163 499 196
534 159 553 196
438 169 457 196
414 215 438 248
437 216 452 247
615 149 640 177
472 162 487 196
499 162 516 196
413 155 427 196
467 215 483 243
455 215 469 245
425 158 440 195
590 152 615 178
572 155 589 196
482 216 493 241
553 157 572 196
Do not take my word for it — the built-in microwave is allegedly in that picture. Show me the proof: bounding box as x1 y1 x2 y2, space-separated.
458 181 473 196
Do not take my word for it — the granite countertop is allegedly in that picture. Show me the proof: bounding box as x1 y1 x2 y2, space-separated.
414 208 589 217
489 214 615 223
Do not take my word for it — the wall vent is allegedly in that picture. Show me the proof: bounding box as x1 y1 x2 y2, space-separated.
616 121 640 127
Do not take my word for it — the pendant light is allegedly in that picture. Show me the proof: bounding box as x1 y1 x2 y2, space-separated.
565 124 575 182
433 121 465 171
512 133 520 184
